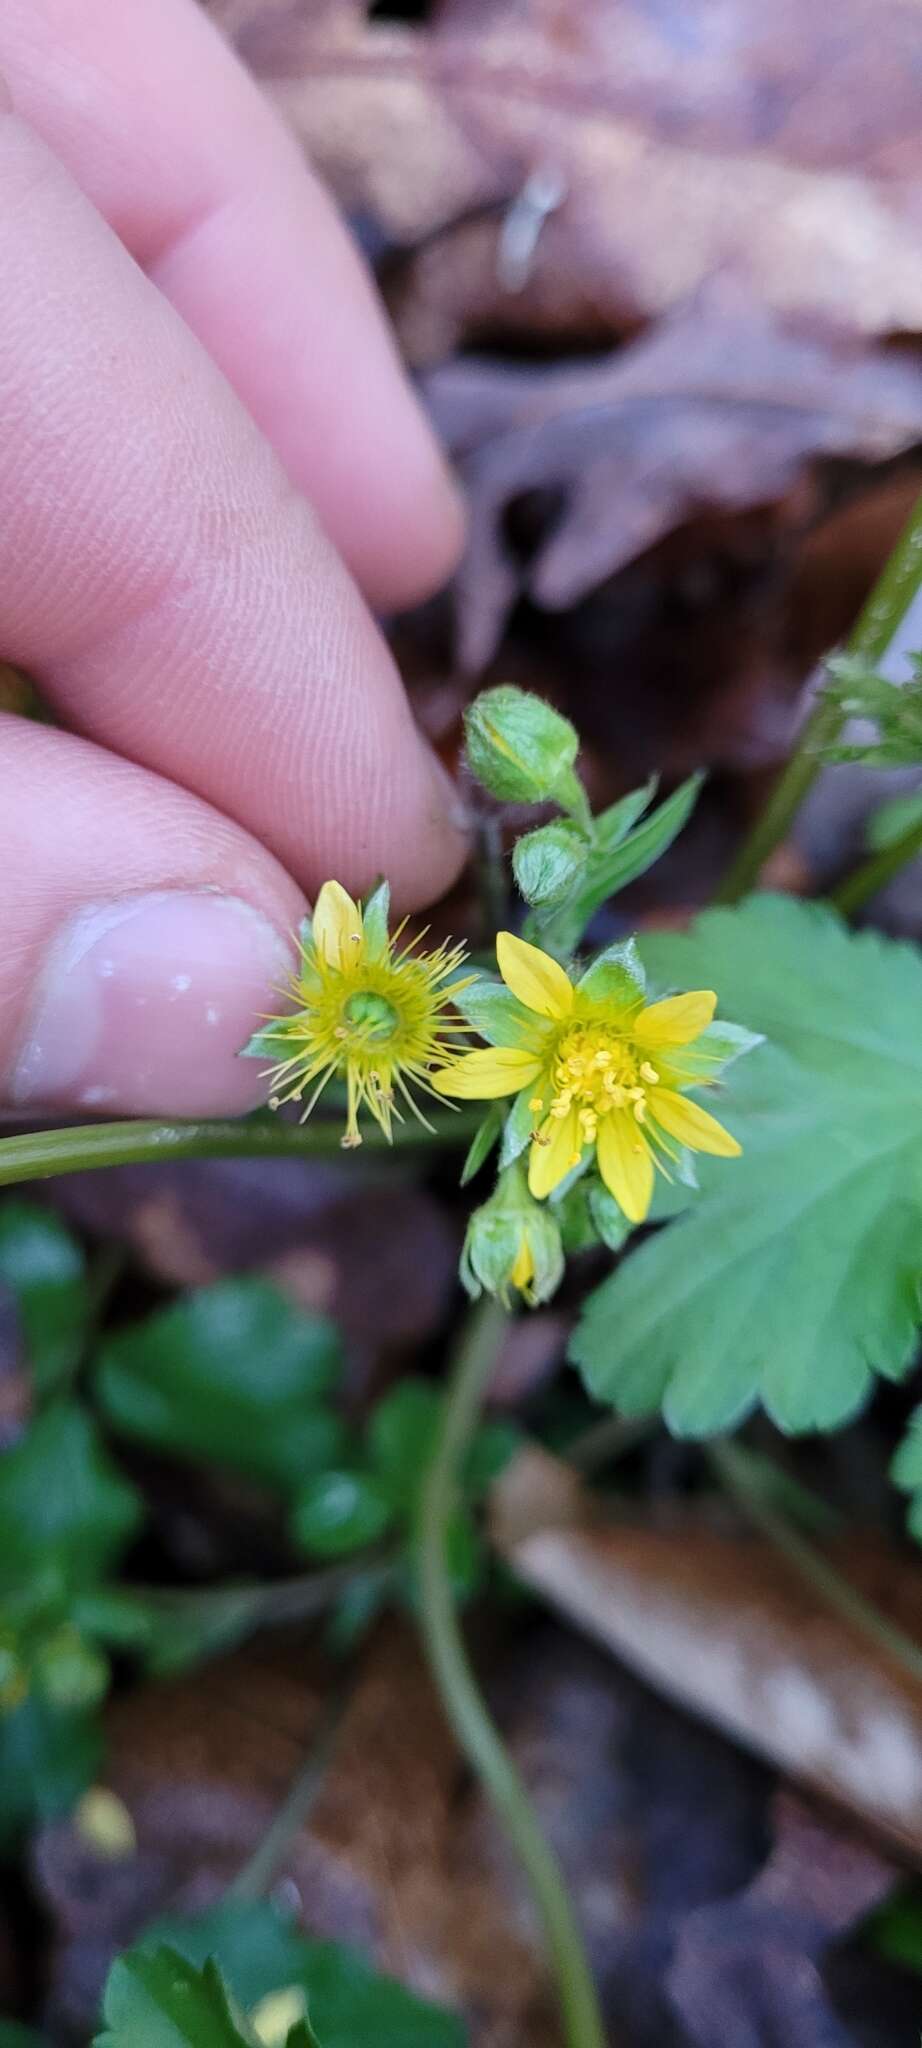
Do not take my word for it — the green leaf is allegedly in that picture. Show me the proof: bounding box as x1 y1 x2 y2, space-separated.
866 784 922 851
95 1950 257 2048
576 938 645 1007
94 1280 343 1495
0 1693 101 1847
593 778 657 850
460 1106 504 1187
135 1902 465 2048
582 772 703 900
0 1404 141 1593
539 774 703 952
571 895 922 1436
0 1202 88 1395
291 1471 393 1558
822 652 922 766
368 1381 441 1508
863 1889 922 1973
0 2024 48 2046
890 1410 922 1539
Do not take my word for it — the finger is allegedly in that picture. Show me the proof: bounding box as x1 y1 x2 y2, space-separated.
0 106 466 914
0 717 305 1117
0 0 463 613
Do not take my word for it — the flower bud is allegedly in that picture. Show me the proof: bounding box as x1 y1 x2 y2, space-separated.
464 685 580 805
513 820 588 908
461 1164 565 1307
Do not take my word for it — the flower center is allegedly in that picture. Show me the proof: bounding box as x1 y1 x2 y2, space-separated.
541 1021 659 1143
342 991 398 1041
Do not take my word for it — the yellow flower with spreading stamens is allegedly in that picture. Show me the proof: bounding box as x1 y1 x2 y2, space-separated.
431 931 743 1223
243 880 473 1147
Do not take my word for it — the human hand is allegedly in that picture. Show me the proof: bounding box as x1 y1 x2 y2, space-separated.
0 0 467 1120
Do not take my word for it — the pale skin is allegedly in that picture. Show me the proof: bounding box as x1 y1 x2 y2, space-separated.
0 0 468 1119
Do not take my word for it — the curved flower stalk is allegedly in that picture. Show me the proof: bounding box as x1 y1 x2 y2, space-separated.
433 931 753 1223
241 880 474 1147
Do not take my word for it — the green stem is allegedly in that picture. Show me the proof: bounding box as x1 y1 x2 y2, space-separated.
829 809 922 917
710 1440 922 1688
566 1412 659 1476
0 1108 483 1190
417 1298 606 2048
226 1686 346 1904
716 488 922 904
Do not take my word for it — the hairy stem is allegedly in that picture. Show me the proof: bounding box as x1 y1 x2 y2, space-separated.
716 489 922 903
829 809 922 917
0 1108 483 1189
417 1298 606 2048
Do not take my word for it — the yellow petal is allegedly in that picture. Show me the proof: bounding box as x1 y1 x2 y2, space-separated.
596 1112 655 1223
528 1107 580 1198
649 1088 741 1157
497 931 574 1021
511 1234 535 1292
633 990 716 1049
429 1047 542 1099
313 880 363 967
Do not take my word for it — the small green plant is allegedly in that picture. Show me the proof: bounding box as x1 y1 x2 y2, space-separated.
3 496 922 2048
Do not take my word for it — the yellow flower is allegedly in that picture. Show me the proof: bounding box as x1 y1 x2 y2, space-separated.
246 880 472 1147
432 931 741 1223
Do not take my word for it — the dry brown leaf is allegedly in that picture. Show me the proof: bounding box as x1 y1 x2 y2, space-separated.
425 301 922 666
211 0 922 354
492 1446 922 1865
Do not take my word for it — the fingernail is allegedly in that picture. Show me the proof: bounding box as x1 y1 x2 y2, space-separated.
11 893 294 1116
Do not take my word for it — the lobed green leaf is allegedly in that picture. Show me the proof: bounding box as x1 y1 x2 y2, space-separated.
571 896 922 1436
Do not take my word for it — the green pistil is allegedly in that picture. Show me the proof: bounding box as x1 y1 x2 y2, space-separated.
343 991 399 1040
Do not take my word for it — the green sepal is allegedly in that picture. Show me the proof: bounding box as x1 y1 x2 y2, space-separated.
452 979 534 1046
549 1176 599 1255
587 1179 632 1252
685 1019 764 1076
577 937 645 1007
360 880 390 959
460 1105 504 1186
499 1085 537 1167
238 1024 288 1061
298 914 313 951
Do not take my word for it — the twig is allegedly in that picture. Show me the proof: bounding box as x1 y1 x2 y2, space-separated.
417 1297 607 2048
